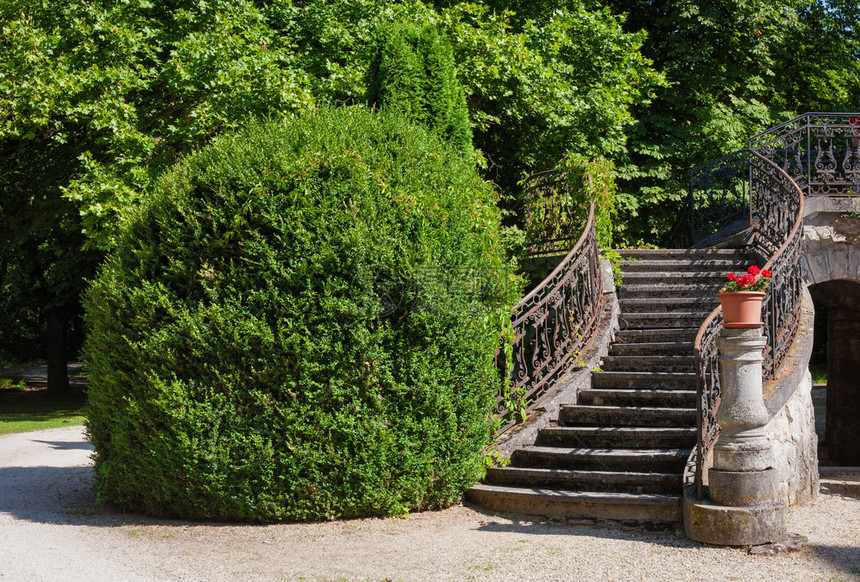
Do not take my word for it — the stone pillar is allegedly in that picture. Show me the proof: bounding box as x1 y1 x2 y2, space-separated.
684 327 788 546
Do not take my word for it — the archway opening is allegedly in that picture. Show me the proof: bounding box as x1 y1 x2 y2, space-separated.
809 280 860 466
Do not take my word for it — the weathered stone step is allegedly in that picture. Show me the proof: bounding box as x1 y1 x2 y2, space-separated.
609 341 694 356
535 426 696 449
614 328 700 344
619 297 718 313
615 248 747 261
591 371 696 389
620 271 728 284
560 404 697 427
617 283 724 298
484 466 683 494
511 445 691 472
601 355 695 373
618 258 749 273
465 484 682 522
578 389 697 408
618 312 712 329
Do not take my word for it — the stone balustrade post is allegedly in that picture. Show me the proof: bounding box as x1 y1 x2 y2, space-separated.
684 326 788 546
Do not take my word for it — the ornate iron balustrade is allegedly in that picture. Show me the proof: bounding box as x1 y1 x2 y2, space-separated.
688 151 751 245
520 170 592 257
690 152 804 498
494 203 603 434
748 112 860 197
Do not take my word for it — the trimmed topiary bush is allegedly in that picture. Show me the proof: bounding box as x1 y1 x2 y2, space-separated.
83 106 518 521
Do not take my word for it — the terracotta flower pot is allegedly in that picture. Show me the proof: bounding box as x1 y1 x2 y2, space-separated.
719 291 765 328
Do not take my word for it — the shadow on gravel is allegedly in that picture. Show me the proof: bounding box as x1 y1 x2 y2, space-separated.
0 464 262 531
32 439 95 451
809 544 860 578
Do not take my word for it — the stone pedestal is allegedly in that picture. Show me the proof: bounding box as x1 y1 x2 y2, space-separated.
684 327 788 546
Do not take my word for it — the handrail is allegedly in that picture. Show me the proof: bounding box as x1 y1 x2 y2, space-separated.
689 151 804 498
494 203 603 434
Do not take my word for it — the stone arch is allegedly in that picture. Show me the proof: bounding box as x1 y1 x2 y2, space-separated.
804 233 860 465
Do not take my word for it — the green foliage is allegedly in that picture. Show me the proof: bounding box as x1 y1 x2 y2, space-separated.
601 0 802 242
549 154 618 250
84 107 520 522
365 21 474 158
772 0 860 112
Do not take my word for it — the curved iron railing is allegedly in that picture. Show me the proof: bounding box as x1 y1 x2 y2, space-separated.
519 170 593 257
494 203 603 434
749 112 860 197
689 151 804 498
688 150 751 245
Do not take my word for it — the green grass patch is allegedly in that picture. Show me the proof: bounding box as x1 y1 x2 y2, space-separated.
810 362 827 385
0 388 87 435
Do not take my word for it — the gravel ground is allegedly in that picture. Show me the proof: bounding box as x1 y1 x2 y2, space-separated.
0 426 858 582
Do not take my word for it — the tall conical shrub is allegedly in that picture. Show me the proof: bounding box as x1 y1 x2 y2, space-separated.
366 22 474 159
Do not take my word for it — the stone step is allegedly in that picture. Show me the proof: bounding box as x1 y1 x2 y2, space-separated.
591 371 696 389
614 328 700 344
617 258 749 273
560 404 697 427
618 312 712 329
615 248 747 261
609 342 694 356
578 389 697 408
617 283 724 298
601 355 695 373
535 426 696 449
511 445 691 472
484 466 683 494
619 297 718 313
620 271 728 285
465 484 682 522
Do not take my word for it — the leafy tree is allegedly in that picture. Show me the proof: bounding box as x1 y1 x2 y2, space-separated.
275 0 662 199
1 0 659 382
600 0 803 242
772 0 860 112
0 0 313 386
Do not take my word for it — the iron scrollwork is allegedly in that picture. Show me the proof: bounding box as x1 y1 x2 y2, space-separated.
689 152 804 498
688 151 750 244
493 203 604 434
748 112 860 197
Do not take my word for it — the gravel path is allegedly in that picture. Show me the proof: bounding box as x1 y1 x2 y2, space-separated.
1 426 858 581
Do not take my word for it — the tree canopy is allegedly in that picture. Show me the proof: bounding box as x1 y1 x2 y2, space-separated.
1 0 859 376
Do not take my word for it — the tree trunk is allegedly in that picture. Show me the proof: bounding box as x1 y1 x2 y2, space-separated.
46 309 70 396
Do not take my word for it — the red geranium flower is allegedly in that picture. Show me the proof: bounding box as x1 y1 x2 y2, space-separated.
720 265 771 293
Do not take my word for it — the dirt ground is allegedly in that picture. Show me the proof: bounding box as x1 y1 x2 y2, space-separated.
0 426 859 582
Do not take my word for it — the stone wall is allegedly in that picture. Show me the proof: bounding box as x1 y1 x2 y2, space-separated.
762 285 819 506
767 368 820 505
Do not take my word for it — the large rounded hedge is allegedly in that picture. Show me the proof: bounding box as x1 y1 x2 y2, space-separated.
83 106 518 521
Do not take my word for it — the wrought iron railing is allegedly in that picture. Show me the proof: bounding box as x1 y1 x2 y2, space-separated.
688 150 751 245
749 112 860 197
494 203 604 434
690 151 804 498
520 170 594 257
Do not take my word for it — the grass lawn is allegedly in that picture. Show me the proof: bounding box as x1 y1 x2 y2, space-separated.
810 361 827 385
0 386 87 435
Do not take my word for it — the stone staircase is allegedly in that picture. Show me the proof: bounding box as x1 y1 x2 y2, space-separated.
466 248 749 522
